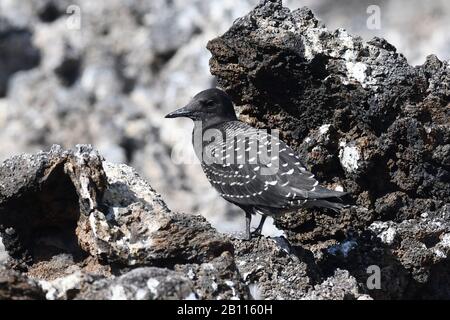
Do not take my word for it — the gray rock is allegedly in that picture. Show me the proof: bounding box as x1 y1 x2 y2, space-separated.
207 0 450 299
303 269 370 300
76 267 198 300
0 0 449 300
0 0 449 236
299 0 450 66
0 267 45 300
232 236 320 299
0 237 7 265
1 143 449 299
208 0 449 244
39 268 196 300
0 0 258 232
0 144 234 269
0 144 107 269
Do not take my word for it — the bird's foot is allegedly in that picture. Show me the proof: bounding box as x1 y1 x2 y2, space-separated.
242 231 252 241
250 227 263 238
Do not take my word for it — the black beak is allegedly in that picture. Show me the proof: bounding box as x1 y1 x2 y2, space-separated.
165 102 195 119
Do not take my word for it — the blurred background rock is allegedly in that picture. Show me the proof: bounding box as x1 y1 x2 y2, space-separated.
0 0 449 235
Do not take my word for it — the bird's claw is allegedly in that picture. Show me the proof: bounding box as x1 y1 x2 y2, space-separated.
250 228 263 238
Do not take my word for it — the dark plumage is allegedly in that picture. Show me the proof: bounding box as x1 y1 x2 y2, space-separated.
166 88 347 240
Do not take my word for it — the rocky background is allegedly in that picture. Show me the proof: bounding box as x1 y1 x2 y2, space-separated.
0 0 449 300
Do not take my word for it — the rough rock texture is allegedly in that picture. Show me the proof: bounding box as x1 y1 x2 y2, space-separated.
0 145 370 300
232 236 316 299
206 0 449 298
0 138 447 300
320 205 450 299
70 268 198 300
0 144 106 270
0 145 252 300
208 0 449 246
0 0 261 233
1 0 448 236
208 1 449 230
0 17 40 97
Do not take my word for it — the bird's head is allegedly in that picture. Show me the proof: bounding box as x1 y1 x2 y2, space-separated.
165 88 237 125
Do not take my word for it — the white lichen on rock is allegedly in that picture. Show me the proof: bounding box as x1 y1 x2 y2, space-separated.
338 141 361 173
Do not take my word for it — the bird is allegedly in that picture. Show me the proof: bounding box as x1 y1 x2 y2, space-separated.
165 88 347 240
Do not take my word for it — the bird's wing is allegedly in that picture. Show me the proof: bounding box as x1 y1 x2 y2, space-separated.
202 160 292 208
274 138 346 200
201 121 345 209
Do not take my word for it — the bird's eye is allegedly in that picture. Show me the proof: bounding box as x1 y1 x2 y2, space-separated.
205 100 215 107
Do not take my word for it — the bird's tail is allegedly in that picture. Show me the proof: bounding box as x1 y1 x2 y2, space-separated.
291 186 348 200
304 199 348 213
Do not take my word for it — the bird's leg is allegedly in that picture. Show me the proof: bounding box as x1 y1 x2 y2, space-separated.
244 210 252 241
251 215 267 236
